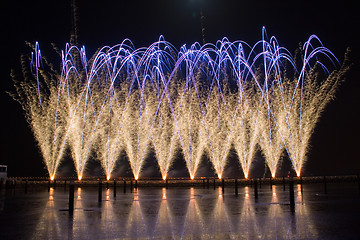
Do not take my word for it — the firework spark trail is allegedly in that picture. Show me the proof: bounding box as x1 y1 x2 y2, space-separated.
11 30 345 180
10 42 76 180
31 83 68 179
66 82 98 180
256 33 343 178
174 79 207 180
94 84 128 180
120 85 150 180
90 42 144 180
134 39 179 180
201 40 240 179
207 38 267 179
60 44 108 180
232 81 263 179
258 82 287 178
148 80 179 180
203 83 236 179
60 41 144 180
31 42 43 105
169 45 210 179
282 66 344 176
279 37 345 177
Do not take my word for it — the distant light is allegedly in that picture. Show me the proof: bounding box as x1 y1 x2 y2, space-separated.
107 175 110 181
190 175 194 180
218 174 222 180
162 175 166 181
78 175 82 181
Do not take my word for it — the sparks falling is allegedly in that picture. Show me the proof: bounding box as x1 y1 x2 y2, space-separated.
11 29 348 180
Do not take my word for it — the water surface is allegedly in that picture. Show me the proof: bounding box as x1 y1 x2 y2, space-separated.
0 182 359 239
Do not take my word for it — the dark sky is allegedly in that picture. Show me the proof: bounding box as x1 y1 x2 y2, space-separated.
1 0 360 177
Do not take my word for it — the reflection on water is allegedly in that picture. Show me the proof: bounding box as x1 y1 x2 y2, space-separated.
49 187 54 201
1 183 359 239
77 187 81 200
24 185 332 239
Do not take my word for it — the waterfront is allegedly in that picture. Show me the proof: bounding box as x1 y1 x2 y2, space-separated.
0 182 359 239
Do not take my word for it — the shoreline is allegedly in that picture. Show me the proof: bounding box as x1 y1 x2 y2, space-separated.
1 175 359 188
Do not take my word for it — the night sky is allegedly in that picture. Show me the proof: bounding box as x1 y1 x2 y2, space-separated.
1 0 359 177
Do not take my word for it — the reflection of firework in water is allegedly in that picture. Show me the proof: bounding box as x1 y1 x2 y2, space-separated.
11 29 349 179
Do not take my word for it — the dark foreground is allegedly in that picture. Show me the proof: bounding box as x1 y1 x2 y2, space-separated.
0 181 359 239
